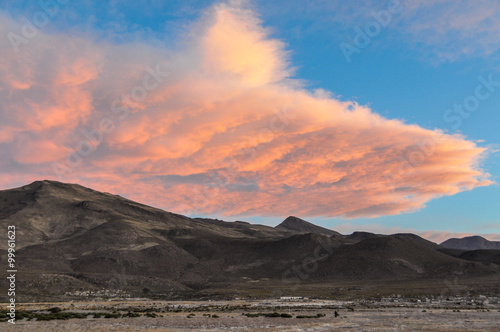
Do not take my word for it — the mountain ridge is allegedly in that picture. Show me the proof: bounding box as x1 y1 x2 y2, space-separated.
0 180 499 301
440 235 500 250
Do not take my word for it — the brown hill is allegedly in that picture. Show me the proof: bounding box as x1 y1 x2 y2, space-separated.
438 248 500 265
0 180 498 301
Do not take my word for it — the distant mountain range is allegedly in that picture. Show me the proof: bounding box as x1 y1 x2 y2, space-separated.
440 236 500 250
0 180 499 301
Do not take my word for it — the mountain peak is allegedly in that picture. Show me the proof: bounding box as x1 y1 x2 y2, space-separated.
282 216 306 224
22 179 84 192
275 216 340 236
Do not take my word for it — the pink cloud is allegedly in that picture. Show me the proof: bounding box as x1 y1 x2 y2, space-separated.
0 3 493 219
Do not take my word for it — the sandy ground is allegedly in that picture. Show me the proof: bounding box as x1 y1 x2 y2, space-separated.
3 308 500 331
3 299 500 331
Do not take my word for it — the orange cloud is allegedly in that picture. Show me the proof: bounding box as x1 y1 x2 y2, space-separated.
0 3 493 219
201 3 290 86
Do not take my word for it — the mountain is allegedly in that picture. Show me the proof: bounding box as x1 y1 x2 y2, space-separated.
0 180 498 301
346 231 379 241
440 236 500 250
194 218 294 238
275 216 341 236
438 248 500 265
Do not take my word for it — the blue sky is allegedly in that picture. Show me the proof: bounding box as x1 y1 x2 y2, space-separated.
1 0 499 241
261 1 500 239
258 1 500 239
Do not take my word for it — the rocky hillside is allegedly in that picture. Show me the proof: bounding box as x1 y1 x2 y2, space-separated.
0 180 498 301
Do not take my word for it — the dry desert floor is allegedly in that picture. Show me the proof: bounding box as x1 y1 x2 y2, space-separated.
2 299 500 331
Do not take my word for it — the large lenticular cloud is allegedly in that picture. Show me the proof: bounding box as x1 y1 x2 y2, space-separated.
0 3 492 218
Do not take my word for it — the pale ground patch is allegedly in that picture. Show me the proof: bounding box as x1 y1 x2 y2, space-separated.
3 300 500 331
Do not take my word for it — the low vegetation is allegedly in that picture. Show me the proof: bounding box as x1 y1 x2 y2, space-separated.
296 313 326 319
242 312 322 318
0 307 166 322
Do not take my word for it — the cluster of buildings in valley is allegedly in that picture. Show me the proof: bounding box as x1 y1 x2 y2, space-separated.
247 295 500 310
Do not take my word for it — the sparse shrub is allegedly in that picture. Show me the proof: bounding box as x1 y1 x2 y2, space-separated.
243 312 291 318
2 310 99 322
296 313 324 319
266 312 281 318
104 313 121 318
122 312 141 318
245 313 255 317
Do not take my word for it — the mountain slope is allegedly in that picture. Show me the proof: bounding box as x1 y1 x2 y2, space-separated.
0 180 268 249
312 235 484 281
438 248 500 265
195 218 294 238
0 180 498 301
